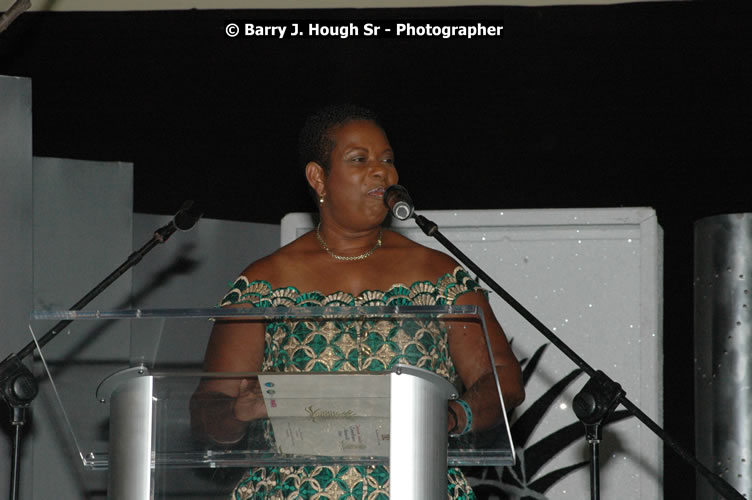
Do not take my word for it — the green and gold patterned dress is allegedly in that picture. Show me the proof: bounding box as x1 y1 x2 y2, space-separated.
219 266 480 500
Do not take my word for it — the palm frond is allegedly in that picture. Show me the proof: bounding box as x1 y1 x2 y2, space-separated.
510 368 583 448
527 461 590 494
521 343 549 386
519 409 632 479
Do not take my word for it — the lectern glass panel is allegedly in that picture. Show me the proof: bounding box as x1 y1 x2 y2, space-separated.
30 306 514 498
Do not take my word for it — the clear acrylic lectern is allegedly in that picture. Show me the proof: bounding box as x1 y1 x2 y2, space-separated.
30 306 514 499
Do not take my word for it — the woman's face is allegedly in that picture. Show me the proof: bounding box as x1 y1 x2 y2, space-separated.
318 119 398 229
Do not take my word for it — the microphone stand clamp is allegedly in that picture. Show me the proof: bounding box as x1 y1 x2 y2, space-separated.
572 370 625 500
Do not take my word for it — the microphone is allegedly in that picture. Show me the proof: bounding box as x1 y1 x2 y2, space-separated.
383 185 414 220
154 200 202 242
174 200 203 231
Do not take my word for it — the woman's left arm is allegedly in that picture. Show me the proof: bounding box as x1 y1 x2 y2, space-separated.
447 290 525 434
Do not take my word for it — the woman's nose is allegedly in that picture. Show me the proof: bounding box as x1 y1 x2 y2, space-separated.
369 161 393 180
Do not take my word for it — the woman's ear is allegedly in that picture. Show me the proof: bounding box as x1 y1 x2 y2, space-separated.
305 162 326 198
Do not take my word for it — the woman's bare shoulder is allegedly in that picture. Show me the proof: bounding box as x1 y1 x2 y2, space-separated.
234 232 316 285
383 229 462 278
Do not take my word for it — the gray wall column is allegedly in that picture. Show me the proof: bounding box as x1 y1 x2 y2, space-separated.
695 213 752 499
0 75 34 499
31 156 135 499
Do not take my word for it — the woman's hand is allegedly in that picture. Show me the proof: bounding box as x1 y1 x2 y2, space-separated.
232 378 268 421
190 314 268 445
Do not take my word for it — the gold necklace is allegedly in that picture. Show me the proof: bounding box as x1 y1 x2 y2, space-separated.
316 222 383 261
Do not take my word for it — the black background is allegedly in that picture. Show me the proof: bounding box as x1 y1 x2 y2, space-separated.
2 1 751 497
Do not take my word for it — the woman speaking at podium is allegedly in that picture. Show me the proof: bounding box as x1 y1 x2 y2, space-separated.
191 104 524 499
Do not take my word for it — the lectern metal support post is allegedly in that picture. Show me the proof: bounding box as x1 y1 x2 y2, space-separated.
108 376 154 500
389 367 456 499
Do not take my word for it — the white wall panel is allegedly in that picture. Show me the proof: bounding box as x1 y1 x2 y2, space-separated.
282 207 663 499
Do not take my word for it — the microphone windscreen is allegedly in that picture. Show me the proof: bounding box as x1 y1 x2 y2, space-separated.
383 185 414 220
174 200 203 231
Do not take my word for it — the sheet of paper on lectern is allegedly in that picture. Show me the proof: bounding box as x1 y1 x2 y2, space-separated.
258 373 391 457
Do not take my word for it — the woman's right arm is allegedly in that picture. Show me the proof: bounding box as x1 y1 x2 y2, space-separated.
190 312 267 445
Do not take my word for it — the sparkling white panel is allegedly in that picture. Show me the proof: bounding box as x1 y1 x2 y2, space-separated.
282 207 663 500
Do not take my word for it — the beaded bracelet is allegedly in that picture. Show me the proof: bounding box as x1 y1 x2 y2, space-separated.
449 399 473 437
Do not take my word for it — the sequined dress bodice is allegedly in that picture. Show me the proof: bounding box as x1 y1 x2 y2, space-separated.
219 266 481 500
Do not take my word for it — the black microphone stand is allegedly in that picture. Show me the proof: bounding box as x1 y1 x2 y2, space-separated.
0 201 201 500
409 211 744 500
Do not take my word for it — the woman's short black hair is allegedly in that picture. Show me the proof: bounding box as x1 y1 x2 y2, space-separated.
298 104 382 174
